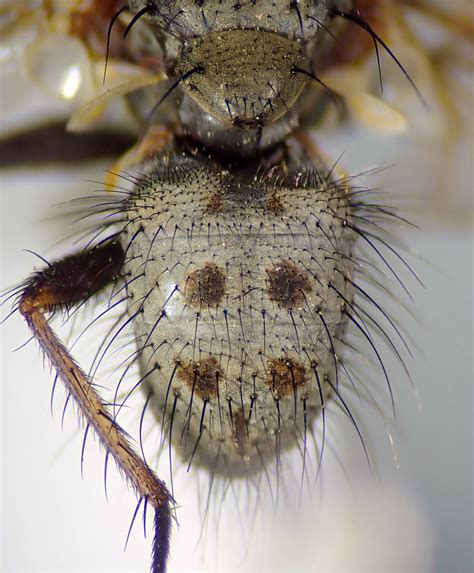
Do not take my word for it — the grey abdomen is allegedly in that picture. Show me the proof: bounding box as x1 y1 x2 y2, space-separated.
121 155 354 476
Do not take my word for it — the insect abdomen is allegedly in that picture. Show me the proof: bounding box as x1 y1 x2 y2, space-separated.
121 152 355 476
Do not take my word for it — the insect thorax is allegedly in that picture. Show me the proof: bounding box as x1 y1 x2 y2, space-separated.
128 0 353 154
120 148 355 476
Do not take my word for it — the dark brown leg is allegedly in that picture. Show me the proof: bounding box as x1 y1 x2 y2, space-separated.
18 240 172 573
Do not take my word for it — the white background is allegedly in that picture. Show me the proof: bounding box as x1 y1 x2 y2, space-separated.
1 14 473 573
2 128 473 573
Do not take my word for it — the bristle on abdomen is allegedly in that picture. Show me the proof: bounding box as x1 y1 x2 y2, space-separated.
119 152 355 477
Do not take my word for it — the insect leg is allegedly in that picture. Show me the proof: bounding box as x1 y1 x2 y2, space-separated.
104 124 173 190
18 240 172 573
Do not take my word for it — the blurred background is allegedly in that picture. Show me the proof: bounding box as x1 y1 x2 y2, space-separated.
1 2 472 571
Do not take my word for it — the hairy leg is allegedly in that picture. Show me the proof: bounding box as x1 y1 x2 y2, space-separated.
18 240 172 573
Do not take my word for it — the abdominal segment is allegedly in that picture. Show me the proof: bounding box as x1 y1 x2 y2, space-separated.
121 151 355 476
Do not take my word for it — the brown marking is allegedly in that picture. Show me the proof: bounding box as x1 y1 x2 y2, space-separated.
69 1 165 72
183 263 226 309
266 259 312 309
231 407 250 455
105 125 171 191
206 192 224 213
17 241 172 570
19 242 124 314
267 191 284 215
266 357 307 398
69 1 125 48
317 0 388 71
176 356 223 399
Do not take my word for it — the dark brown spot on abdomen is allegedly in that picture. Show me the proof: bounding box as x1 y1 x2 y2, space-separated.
265 356 307 398
266 259 312 309
231 407 251 455
183 262 226 309
267 191 284 215
206 192 223 212
176 355 223 400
